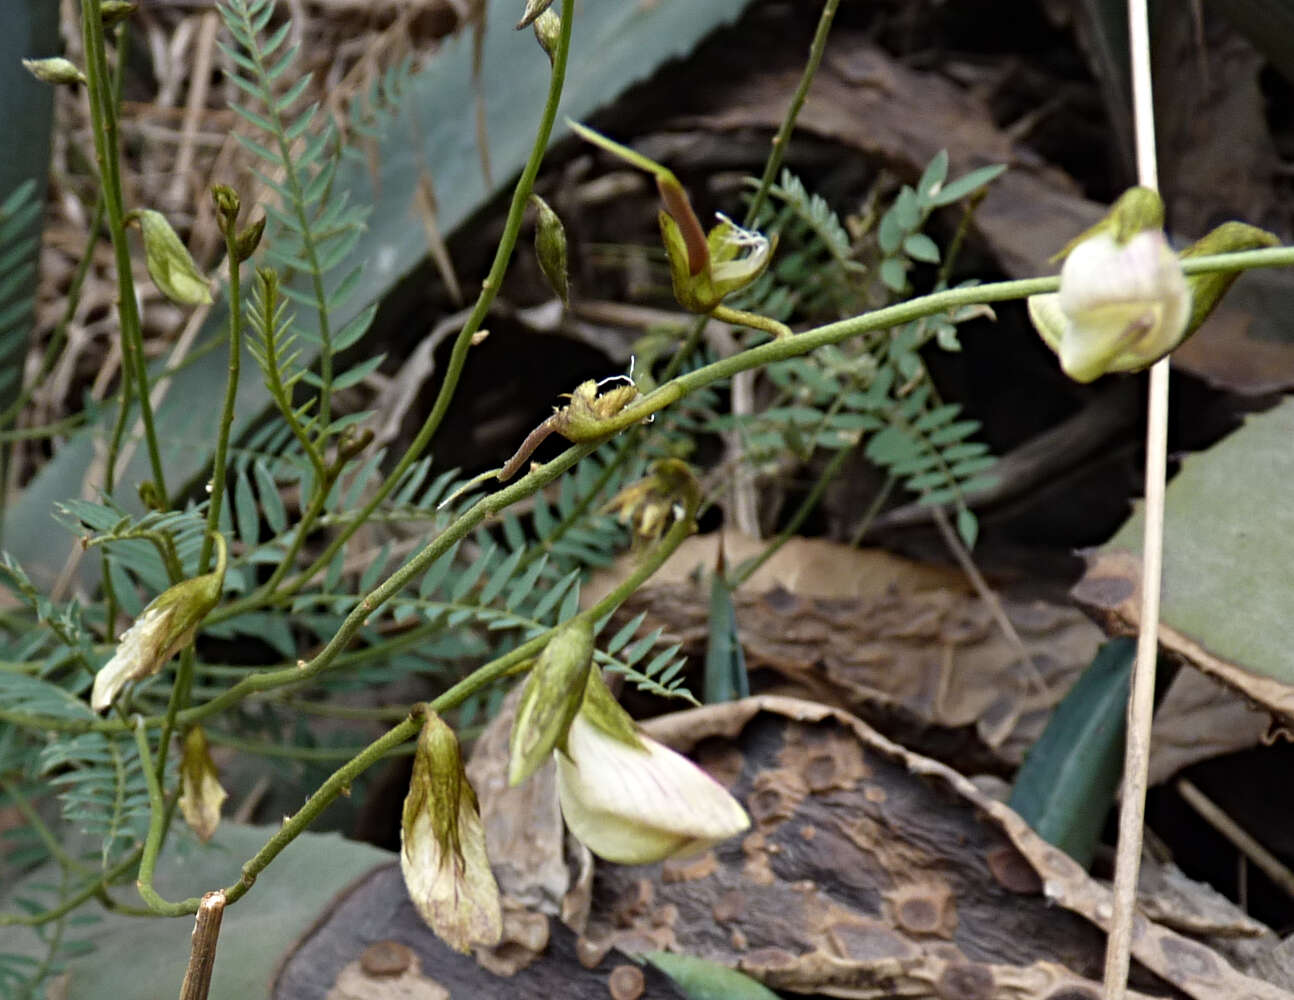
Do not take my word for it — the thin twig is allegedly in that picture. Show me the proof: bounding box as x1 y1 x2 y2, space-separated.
1104 1 1168 995
744 0 841 224
1177 778 1294 903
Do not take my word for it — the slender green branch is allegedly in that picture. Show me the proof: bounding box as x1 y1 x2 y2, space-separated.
0 415 88 442
0 846 142 927
200 238 244 575
744 0 840 224
86 529 183 584
3 248 1292 740
154 535 227 789
283 0 578 596
134 718 197 915
80 4 168 506
849 473 895 548
213 716 417 909
711 304 792 340
204 728 416 762
217 480 698 909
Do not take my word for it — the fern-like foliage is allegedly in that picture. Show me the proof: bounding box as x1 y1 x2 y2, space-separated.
217 0 378 434
205 443 690 700
0 179 42 406
39 732 155 869
711 159 1003 546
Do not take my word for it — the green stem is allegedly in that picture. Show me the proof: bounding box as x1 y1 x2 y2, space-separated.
80 4 168 506
136 488 697 916
710 304 792 340
200 244 243 574
282 0 578 597
133 718 195 915
204 729 416 762
743 0 840 225
0 415 88 442
155 535 226 786
0 847 142 927
848 473 894 548
5 247 1293 739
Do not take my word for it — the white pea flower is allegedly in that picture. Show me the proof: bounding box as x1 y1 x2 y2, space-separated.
553 670 749 865
90 536 225 713
1028 228 1190 383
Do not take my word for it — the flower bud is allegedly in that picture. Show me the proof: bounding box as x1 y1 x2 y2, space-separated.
179 726 226 842
91 535 227 712
554 670 749 865
132 209 213 306
400 711 502 952
509 618 595 786
516 0 555 29
532 8 561 63
22 57 85 86
211 185 241 233
1028 228 1189 383
100 1 138 27
530 194 569 305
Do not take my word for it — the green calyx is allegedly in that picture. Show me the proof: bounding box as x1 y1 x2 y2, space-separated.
576 667 644 752
1178 221 1280 336
508 618 595 785
406 710 471 862
1051 186 1166 262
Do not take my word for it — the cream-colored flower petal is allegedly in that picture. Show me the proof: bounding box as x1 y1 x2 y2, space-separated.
1029 230 1190 383
555 714 749 865
90 604 174 712
178 727 226 842
400 792 502 952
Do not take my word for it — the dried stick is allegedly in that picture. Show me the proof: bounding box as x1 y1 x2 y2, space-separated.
179 890 226 1000
1103 0 1168 995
